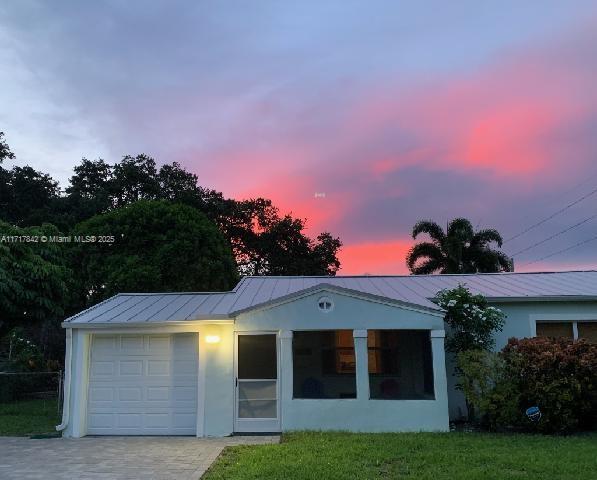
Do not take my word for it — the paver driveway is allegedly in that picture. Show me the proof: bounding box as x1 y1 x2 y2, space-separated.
0 435 279 480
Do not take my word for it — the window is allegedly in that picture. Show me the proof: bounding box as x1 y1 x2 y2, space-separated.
293 330 356 399
317 297 334 312
536 321 597 343
536 322 574 340
578 322 597 343
368 330 434 400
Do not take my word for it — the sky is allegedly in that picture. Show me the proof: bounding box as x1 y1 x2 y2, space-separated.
1 0 597 274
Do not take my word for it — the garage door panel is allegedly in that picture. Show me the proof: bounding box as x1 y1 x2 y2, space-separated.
120 335 144 351
147 360 170 376
87 333 198 435
119 360 144 376
148 335 170 353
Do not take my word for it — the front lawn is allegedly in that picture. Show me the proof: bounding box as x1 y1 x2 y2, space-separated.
203 431 597 480
0 398 61 436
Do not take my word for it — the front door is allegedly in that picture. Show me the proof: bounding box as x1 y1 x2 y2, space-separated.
234 333 280 432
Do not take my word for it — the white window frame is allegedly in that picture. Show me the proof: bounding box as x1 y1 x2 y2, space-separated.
529 314 597 340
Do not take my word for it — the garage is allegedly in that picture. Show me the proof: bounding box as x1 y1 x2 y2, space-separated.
87 333 198 435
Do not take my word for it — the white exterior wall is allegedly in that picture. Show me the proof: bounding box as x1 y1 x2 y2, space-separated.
446 300 597 419
235 290 450 432
61 324 236 438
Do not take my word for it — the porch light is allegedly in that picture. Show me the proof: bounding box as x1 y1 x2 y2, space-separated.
205 335 221 344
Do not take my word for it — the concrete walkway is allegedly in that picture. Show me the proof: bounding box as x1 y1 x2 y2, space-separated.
0 435 279 480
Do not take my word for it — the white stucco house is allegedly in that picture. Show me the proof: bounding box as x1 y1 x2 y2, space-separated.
57 270 597 437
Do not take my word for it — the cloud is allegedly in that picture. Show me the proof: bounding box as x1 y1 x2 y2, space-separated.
1 1 597 273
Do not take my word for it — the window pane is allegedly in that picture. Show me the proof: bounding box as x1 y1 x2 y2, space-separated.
578 322 597 343
238 381 277 401
368 330 434 400
238 335 277 379
238 400 277 418
293 331 356 399
536 322 574 340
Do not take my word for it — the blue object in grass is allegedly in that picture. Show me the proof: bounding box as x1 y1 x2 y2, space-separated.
526 406 542 422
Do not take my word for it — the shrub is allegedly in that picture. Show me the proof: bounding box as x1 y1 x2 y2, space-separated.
458 337 597 433
502 337 597 433
436 285 506 353
456 350 519 429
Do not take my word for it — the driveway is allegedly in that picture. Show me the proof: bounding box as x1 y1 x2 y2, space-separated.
0 435 279 480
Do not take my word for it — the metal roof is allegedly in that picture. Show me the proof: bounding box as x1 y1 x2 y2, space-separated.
64 270 597 325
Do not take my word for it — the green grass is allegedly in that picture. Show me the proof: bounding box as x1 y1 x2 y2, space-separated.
203 431 597 480
0 398 61 436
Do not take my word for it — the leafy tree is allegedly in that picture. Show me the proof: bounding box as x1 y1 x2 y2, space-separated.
217 198 342 276
0 166 61 226
0 135 343 276
435 285 506 353
110 154 160 206
0 132 15 163
406 218 513 274
70 200 238 304
0 221 71 335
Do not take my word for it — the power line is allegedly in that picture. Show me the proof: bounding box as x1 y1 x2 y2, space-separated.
522 234 597 266
510 212 597 257
504 185 597 243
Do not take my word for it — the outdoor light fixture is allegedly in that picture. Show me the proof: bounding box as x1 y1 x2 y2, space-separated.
205 335 221 344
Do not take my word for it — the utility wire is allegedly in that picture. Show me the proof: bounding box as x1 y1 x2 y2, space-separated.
522 234 597 266
504 185 597 243
510 212 597 257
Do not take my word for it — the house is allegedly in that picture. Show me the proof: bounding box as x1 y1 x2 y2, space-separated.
57 270 597 437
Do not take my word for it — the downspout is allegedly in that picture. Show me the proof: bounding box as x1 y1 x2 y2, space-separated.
56 328 72 432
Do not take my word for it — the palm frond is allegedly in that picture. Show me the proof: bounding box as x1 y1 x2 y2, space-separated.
447 218 474 241
412 220 446 244
472 228 504 248
406 241 445 273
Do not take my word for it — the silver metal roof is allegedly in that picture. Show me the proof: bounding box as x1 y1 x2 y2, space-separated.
64 270 597 325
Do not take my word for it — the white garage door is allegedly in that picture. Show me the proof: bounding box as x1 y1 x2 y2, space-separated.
87 333 198 435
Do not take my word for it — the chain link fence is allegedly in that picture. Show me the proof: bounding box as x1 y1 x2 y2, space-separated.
0 371 64 435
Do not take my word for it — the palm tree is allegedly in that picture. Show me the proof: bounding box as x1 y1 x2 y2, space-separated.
406 218 513 274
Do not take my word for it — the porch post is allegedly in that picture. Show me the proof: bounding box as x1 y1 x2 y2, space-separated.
353 330 369 400
430 329 450 429
279 330 293 409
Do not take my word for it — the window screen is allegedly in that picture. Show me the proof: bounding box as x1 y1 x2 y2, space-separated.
578 322 597 343
368 330 434 400
535 322 574 340
293 331 356 399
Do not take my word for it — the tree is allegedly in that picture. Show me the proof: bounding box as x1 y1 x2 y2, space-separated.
110 154 160 207
406 218 513 274
0 166 62 227
217 198 342 276
0 132 15 163
0 221 71 336
70 200 238 304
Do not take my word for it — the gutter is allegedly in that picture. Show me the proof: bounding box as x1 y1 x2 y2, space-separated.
55 328 72 432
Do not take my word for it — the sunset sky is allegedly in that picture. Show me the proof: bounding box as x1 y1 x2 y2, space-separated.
1 1 597 274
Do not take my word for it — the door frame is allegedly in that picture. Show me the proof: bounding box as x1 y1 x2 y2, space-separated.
233 331 281 433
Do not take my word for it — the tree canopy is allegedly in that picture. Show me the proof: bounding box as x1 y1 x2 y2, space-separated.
0 144 342 277
406 218 513 274
71 200 239 304
0 221 71 335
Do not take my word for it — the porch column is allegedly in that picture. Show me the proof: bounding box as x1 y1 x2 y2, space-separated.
430 329 450 428
353 329 369 400
279 330 293 407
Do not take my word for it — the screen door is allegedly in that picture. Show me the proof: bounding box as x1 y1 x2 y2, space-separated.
234 333 280 432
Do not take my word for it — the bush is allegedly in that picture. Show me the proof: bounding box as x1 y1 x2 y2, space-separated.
503 337 597 433
456 350 519 430
436 285 506 353
458 337 597 433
